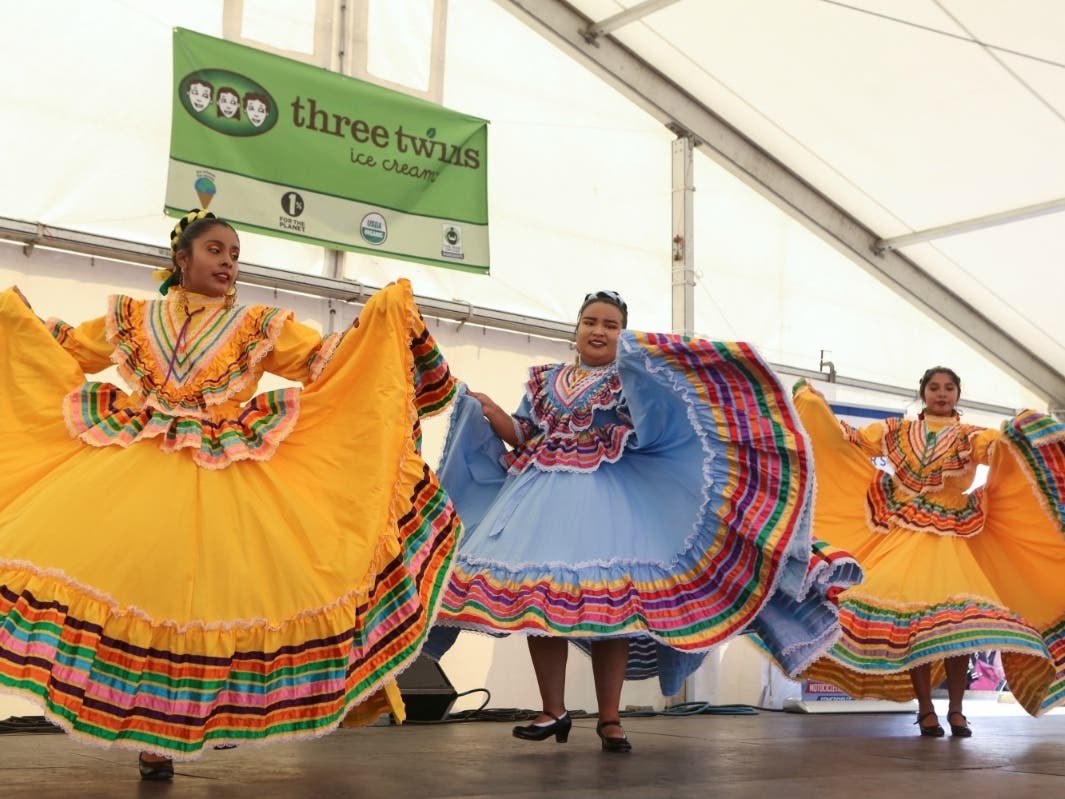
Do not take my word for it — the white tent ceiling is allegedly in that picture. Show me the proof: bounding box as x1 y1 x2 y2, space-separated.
503 0 1065 409
0 0 1061 412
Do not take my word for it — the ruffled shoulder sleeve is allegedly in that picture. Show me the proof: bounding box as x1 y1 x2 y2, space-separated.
262 318 331 384
510 392 536 443
843 418 887 457
521 363 556 413
46 315 113 374
968 425 998 464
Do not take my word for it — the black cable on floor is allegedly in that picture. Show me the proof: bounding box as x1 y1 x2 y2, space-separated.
652 702 759 717
407 694 759 725
616 703 757 719
0 715 63 734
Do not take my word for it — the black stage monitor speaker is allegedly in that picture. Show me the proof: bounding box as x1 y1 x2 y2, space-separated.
397 654 458 722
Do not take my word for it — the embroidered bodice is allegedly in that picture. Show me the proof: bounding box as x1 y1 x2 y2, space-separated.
47 289 344 469
844 414 997 536
113 291 293 414
503 361 634 473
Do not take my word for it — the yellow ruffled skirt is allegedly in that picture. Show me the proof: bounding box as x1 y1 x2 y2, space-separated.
794 384 1065 715
0 281 459 755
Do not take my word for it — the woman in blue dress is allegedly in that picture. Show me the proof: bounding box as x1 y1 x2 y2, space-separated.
430 290 860 752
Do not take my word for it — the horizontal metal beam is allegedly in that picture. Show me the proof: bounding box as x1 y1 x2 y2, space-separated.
0 215 1028 416
496 0 1065 412
875 197 1065 252
0 217 575 340
778 365 1018 417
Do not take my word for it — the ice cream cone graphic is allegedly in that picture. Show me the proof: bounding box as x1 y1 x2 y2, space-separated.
194 176 217 209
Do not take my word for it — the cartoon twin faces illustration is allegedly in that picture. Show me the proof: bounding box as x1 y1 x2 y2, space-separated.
186 80 269 127
187 79 213 112
216 87 240 120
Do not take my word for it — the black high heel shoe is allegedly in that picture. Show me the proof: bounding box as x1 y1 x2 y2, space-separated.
138 753 175 781
947 711 972 738
513 711 571 742
915 711 944 737
596 720 632 753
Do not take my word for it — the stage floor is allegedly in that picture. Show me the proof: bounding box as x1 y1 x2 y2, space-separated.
3 702 1064 798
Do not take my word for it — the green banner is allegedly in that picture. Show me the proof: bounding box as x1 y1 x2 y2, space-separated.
167 28 489 272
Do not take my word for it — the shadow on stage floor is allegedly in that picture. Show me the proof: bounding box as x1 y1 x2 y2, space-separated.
3 702 1064 798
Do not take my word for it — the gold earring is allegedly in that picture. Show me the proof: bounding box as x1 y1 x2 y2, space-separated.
224 286 236 308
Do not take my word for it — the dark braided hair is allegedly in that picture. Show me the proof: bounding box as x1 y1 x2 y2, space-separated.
159 209 237 295
169 209 237 267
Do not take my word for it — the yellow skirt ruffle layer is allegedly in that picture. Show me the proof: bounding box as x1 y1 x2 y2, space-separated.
0 282 458 755
794 384 1065 715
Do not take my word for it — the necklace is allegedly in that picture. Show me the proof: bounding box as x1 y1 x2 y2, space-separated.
162 305 205 387
162 291 227 386
576 359 611 371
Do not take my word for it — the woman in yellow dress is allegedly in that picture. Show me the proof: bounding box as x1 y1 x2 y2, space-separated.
0 210 461 777
794 367 1065 737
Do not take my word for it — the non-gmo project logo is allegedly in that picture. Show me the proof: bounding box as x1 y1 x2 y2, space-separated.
178 70 278 136
360 213 388 245
441 224 464 260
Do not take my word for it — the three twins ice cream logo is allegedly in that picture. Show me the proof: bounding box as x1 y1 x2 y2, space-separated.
179 71 278 136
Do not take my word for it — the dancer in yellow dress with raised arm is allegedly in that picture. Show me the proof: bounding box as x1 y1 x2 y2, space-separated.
0 210 461 777
794 367 1065 737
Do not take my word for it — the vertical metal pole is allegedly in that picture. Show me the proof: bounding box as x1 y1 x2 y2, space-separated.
322 0 350 320
671 136 695 335
673 134 696 706
323 249 344 334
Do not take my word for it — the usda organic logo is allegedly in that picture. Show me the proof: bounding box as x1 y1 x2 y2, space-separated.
360 213 388 245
